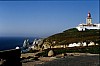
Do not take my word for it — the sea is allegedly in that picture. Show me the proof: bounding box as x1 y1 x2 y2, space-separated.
0 37 36 51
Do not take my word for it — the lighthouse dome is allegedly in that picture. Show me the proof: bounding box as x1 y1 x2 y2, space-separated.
88 12 91 18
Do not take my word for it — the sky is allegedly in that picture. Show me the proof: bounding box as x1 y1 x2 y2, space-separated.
0 0 99 38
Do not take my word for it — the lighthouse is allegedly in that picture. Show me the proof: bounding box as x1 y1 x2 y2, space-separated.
86 12 92 25
76 12 100 31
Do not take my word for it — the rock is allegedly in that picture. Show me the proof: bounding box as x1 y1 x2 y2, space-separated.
70 54 74 56
62 53 65 57
0 59 6 65
61 53 67 58
48 50 54 57
23 39 30 48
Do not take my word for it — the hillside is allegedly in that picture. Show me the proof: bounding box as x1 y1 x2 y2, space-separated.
44 28 100 46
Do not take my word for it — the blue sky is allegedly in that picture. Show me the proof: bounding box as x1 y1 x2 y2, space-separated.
0 1 99 38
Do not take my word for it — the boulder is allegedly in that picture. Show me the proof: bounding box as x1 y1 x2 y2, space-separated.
62 53 65 57
48 50 54 57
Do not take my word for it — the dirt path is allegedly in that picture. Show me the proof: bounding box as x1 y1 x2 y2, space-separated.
21 51 44 58
35 55 99 66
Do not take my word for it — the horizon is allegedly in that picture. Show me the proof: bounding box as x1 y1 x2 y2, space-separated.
0 0 99 38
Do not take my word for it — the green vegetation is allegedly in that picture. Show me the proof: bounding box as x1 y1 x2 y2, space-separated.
44 28 100 46
37 28 100 56
33 28 100 57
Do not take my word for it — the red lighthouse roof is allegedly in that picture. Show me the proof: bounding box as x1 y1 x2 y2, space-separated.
87 12 91 18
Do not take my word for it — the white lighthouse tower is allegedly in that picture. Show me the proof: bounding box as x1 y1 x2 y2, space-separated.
86 12 92 25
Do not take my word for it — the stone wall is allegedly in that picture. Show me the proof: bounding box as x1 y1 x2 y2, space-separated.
0 49 22 66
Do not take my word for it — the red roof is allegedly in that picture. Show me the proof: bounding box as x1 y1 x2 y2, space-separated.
87 12 91 18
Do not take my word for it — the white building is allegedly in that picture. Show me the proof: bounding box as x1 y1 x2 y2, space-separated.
76 12 100 31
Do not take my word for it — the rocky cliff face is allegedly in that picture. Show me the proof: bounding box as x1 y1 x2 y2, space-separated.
21 38 44 53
